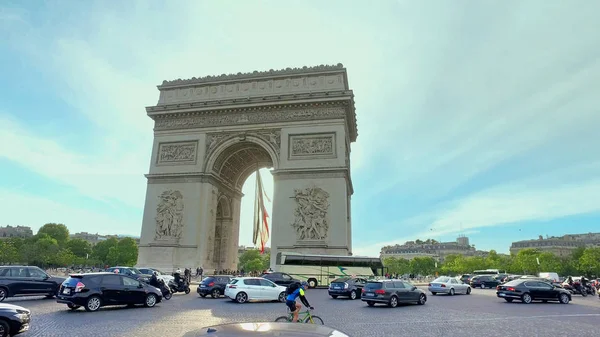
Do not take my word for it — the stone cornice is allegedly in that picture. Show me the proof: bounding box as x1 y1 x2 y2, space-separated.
272 167 354 195
145 172 244 198
158 63 345 88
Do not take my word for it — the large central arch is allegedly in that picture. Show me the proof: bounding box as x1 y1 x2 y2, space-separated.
137 64 358 272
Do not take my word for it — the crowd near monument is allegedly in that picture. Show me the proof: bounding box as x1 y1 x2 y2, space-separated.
137 64 358 271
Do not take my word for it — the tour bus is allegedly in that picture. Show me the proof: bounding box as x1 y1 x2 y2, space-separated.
472 269 506 275
272 252 384 288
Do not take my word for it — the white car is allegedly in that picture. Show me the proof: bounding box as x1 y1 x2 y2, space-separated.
428 276 471 295
224 277 287 303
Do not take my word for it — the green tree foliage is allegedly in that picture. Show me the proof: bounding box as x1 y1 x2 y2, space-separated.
238 249 270 272
0 240 19 264
92 237 119 264
579 247 600 276
66 238 92 258
383 257 411 275
409 257 436 276
37 223 70 247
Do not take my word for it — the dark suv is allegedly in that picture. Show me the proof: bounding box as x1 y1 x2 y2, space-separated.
0 265 66 302
361 279 427 307
261 272 300 287
198 275 232 298
56 272 162 312
470 275 500 289
329 277 367 300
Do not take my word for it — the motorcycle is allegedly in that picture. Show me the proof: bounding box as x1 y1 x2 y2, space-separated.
142 277 172 300
169 279 191 295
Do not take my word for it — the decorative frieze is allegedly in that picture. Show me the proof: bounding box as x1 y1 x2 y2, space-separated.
289 133 336 159
157 141 198 165
206 129 281 155
154 106 346 132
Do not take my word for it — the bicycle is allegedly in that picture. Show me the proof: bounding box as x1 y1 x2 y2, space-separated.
275 308 324 324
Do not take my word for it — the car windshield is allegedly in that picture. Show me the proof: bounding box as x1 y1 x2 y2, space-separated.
332 278 349 283
129 268 142 275
202 277 215 284
433 277 450 283
364 282 382 290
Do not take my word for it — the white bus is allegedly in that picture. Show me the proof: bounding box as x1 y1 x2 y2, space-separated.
273 252 384 288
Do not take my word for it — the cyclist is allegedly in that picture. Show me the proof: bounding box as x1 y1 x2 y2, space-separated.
285 281 313 322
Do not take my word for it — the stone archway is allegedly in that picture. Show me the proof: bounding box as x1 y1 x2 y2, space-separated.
137 64 358 272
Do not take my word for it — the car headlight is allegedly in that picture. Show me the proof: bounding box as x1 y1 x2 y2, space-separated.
15 312 30 321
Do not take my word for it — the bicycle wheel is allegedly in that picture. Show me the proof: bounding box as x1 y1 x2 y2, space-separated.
275 316 290 323
305 315 324 325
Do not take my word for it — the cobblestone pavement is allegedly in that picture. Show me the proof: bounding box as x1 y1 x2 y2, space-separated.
5 287 600 337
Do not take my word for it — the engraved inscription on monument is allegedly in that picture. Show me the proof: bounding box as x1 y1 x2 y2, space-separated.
157 141 198 165
291 187 330 241
289 133 335 159
155 190 185 241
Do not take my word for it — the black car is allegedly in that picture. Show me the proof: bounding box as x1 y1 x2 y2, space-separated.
496 279 571 304
459 274 472 284
470 275 500 289
0 303 31 337
328 277 367 300
183 322 350 337
361 279 427 307
56 272 162 312
105 267 150 282
198 275 232 298
261 273 301 287
0 265 66 302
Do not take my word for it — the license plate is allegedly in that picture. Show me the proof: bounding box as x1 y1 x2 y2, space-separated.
62 288 71 295
365 292 374 296
200 285 206 287
498 293 505 297
333 287 340 289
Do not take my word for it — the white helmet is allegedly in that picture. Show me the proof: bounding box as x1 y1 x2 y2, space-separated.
176 269 182 273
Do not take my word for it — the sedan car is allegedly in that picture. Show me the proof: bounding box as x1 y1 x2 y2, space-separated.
0 303 31 337
470 275 500 289
328 277 367 300
428 276 471 295
224 277 287 304
184 322 350 337
197 275 233 298
56 272 162 312
361 279 427 307
496 279 571 304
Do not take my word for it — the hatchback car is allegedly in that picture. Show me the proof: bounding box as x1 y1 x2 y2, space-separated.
361 279 426 307
0 265 66 302
0 303 31 337
328 277 367 300
497 279 571 304
224 277 287 304
198 275 232 298
56 272 162 312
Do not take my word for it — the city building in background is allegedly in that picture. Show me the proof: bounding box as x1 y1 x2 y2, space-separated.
510 232 600 257
0 225 33 239
380 236 492 261
70 232 140 245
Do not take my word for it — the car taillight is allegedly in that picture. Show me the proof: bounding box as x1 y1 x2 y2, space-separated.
361 288 365 293
228 285 237 289
496 286 501 290
428 283 431 287
208 282 215 287
507 287 515 292
374 289 385 295
75 282 85 293
440 284 446 288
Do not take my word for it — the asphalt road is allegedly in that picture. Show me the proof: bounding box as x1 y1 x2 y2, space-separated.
5 287 600 337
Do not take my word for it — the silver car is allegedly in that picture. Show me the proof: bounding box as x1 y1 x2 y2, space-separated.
428 276 471 295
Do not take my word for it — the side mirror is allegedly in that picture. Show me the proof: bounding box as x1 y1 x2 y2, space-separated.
138 283 144 288
411 286 417 291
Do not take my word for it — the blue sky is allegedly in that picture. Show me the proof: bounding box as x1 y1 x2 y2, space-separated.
1 0 599 256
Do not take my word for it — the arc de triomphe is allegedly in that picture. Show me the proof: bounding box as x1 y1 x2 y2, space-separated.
136 64 358 271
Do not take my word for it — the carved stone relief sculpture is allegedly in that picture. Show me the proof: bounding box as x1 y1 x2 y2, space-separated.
155 190 185 241
291 187 330 240
205 129 281 155
157 141 198 164
289 133 335 158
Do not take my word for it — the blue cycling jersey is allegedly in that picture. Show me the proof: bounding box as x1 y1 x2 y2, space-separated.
286 287 305 302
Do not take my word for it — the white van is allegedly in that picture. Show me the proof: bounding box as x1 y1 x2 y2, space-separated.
538 272 559 282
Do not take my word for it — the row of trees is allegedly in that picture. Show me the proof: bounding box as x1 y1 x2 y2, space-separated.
0 223 139 268
238 249 270 272
384 247 600 278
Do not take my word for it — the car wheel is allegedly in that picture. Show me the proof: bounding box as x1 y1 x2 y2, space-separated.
559 293 570 304
504 298 513 303
278 292 286 302
144 294 157 307
388 295 399 308
521 293 532 304
211 289 220 299
466 287 471 295
367 301 375 307
480 284 485 289
418 294 427 305
331 295 338 299
67 303 81 310
308 279 318 288
235 292 248 303
350 290 357 300
84 296 102 312
0 288 7 302
449 288 455 296
0 319 10 337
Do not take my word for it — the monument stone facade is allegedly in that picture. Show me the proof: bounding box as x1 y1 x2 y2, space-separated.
137 64 358 271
